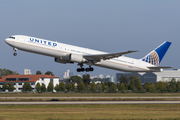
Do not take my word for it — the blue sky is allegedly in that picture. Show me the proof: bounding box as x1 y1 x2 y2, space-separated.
0 0 180 78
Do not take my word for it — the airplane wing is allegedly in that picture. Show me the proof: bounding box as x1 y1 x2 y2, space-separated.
83 50 138 61
148 66 173 71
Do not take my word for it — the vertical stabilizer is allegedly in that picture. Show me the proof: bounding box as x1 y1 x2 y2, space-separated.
141 41 171 66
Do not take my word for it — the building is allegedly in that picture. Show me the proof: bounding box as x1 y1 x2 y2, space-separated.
106 75 111 78
116 69 180 84
91 76 117 84
63 70 73 79
106 77 117 84
99 74 104 79
24 69 32 75
0 74 59 92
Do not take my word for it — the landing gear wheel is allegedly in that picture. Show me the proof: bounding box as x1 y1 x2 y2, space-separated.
86 68 89 72
90 67 94 71
13 53 17 56
77 68 81 72
77 63 94 72
77 68 85 72
85 67 94 72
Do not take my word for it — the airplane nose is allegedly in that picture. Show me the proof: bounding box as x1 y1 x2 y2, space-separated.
5 39 10 44
5 39 8 43
5 38 12 45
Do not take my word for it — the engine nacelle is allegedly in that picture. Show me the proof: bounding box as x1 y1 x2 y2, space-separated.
69 53 86 63
54 57 73 64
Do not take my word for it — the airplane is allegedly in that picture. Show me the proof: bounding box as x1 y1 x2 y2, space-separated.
5 35 172 72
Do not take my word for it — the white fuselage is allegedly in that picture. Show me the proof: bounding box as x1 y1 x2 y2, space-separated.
5 35 155 72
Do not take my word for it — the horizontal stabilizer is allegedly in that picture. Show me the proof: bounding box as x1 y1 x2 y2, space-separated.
84 50 138 61
148 66 173 71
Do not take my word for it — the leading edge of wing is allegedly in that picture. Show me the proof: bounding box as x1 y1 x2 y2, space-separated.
83 50 138 61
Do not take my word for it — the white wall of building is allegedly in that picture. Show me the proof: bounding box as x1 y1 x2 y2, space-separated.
156 70 180 82
35 78 59 92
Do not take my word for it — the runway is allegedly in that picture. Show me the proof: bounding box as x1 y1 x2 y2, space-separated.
0 101 180 105
1 97 180 99
0 97 180 105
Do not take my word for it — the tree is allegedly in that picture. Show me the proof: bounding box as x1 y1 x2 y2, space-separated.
47 82 54 92
36 71 42 75
164 81 169 92
8 82 15 92
148 82 156 93
41 83 46 92
35 82 41 93
59 82 66 91
156 81 167 93
109 83 117 93
101 82 109 92
85 85 91 92
119 75 128 89
119 83 125 91
96 83 102 93
90 82 96 93
168 78 177 93
176 81 180 92
77 81 85 91
54 84 60 92
0 68 18 77
116 84 121 91
22 82 32 92
129 77 136 91
102 83 106 92
107 82 114 87
45 71 54 76
71 83 76 91
2 82 8 92
69 76 82 84
129 75 142 91
66 83 72 91
82 74 91 85
143 82 149 92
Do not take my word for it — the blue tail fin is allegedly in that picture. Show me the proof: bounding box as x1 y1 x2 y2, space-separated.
141 41 172 66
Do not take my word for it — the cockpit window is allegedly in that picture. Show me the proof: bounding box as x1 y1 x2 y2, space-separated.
9 37 15 39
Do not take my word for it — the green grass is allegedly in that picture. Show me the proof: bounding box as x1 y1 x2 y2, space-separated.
0 104 180 120
0 93 180 119
0 92 180 97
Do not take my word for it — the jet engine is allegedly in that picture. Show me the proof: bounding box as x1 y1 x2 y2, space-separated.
68 53 86 63
54 57 73 64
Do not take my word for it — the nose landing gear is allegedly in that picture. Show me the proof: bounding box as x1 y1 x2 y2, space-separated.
13 53 17 56
13 48 18 56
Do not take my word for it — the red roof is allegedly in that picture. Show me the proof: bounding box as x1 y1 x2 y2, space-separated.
0 74 59 82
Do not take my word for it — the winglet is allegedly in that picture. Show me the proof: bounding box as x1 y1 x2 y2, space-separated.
141 41 171 66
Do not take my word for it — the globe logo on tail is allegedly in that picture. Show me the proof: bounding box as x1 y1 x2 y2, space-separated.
142 51 159 66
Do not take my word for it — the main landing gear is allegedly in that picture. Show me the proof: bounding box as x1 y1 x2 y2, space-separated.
77 63 94 72
13 48 17 56
77 67 94 72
